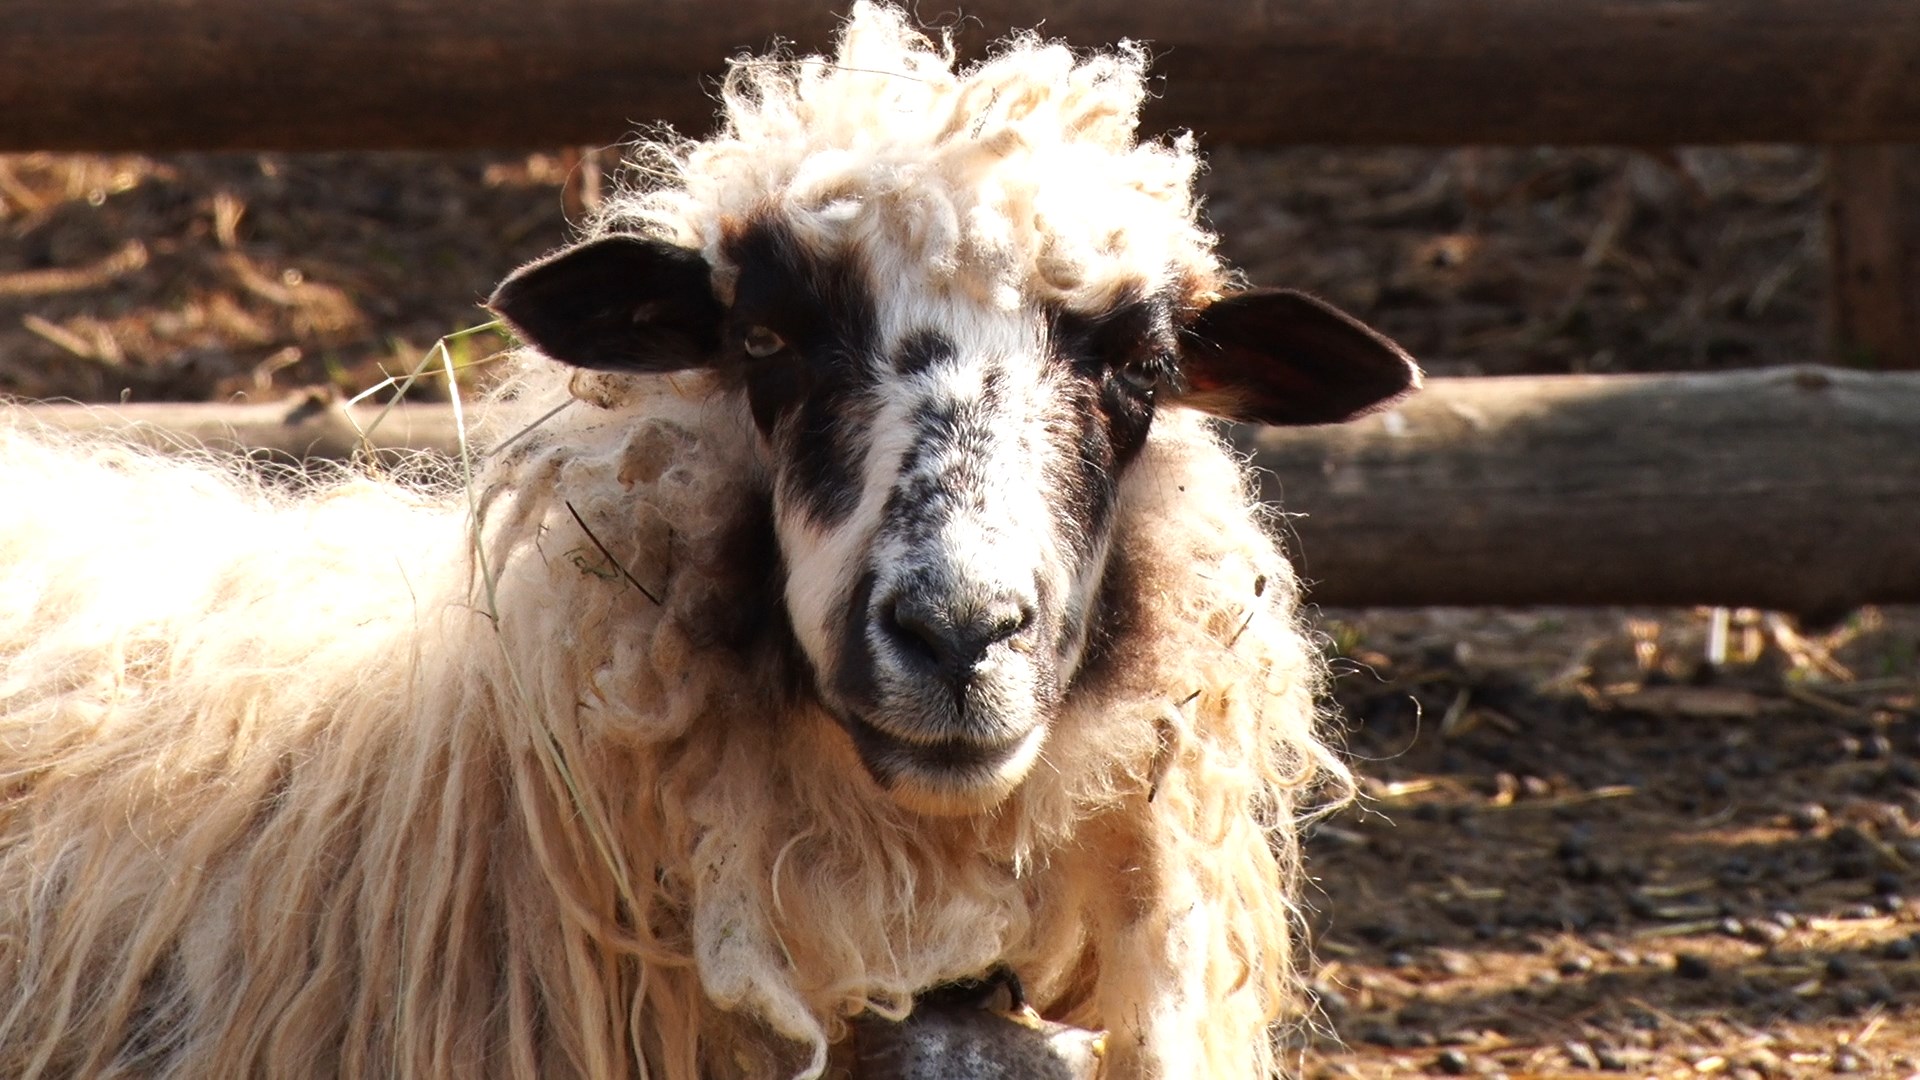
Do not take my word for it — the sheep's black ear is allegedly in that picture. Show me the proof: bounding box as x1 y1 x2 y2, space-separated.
487 235 725 373
1175 289 1421 425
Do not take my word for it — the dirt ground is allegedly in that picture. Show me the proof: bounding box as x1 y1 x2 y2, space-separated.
1303 606 1920 1079
3 145 1914 1076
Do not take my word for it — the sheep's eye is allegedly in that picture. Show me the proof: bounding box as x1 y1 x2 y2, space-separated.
1117 355 1161 395
743 326 788 359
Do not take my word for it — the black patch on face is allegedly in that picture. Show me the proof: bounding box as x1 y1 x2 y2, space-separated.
1064 535 1140 691
834 569 882 712
721 222 882 526
894 329 955 375
894 395 959 479
882 469 951 540
1044 295 1177 547
1050 296 1175 465
881 362 1005 540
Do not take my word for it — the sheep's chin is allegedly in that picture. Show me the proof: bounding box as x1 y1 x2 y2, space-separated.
883 762 1031 817
844 720 1050 817
886 780 1020 817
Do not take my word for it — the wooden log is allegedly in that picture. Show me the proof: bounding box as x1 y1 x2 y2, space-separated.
1826 146 1920 370
1236 366 1920 616
2 0 1919 151
13 368 1920 614
12 395 459 463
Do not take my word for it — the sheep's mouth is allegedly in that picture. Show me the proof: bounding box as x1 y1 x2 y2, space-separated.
840 714 1044 812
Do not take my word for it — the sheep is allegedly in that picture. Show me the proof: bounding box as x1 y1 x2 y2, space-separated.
0 5 1419 1078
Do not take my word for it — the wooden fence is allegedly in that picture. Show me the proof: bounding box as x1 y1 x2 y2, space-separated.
9 0 1916 367
4 0 1918 149
26 366 1920 614
5 0 1920 611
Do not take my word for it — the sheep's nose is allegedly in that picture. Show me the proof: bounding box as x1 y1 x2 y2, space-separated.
879 586 1036 681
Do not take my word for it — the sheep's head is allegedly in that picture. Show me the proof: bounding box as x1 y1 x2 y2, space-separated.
491 221 1414 814
487 4 1419 814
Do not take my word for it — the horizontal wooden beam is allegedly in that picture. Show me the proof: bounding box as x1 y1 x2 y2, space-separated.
3 1 1919 151
15 396 460 463
1237 366 1920 617
15 367 1920 614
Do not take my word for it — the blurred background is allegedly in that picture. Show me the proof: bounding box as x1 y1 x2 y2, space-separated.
0 145 1830 402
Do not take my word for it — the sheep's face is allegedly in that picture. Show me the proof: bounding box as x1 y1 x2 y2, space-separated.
490 223 1417 815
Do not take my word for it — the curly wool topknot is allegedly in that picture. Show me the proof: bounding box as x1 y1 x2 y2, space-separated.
605 1 1223 312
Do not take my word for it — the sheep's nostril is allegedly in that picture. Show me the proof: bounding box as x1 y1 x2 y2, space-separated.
986 600 1036 646
881 593 949 668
